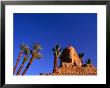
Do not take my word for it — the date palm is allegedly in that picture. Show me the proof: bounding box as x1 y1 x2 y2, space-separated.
16 45 30 75
52 45 62 73
13 43 26 74
21 42 42 75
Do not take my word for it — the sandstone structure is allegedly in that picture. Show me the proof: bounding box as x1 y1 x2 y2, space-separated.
40 45 97 75
60 46 82 67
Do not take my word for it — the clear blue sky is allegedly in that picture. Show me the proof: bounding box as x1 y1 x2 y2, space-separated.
14 13 97 75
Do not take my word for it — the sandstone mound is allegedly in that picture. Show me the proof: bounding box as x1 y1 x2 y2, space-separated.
52 63 97 75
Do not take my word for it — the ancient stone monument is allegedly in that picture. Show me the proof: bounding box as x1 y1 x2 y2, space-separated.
60 46 82 67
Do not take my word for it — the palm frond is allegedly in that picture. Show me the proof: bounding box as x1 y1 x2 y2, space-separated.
35 53 43 59
52 48 56 52
32 42 42 51
20 44 30 55
52 45 62 58
79 53 84 58
59 49 63 52
19 43 26 51
56 45 60 50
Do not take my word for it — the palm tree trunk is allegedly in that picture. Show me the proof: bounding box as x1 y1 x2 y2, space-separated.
13 51 22 74
21 57 34 75
16 61 25 75
53 56 58 73
16 55 28 75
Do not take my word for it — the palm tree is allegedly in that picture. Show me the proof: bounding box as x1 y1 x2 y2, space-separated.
52 45 62 73
86 58 91 64
16 45 30 75
13 43 26 74
21 42 42 75
79 53 84 65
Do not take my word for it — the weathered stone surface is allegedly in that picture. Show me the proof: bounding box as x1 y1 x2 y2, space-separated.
51 64 97 75
41 63 97 75
60 46 82 66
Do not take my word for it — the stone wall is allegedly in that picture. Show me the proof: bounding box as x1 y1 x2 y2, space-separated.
52 63 97 75
41 63 97 75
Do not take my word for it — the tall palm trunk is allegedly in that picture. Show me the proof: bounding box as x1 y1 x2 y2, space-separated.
22 57 34 75
16 55 28 75
53 56 58 73
13 51 22 74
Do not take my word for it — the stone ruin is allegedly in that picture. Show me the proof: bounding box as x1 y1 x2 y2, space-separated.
60 46 82 67
40 45 97 75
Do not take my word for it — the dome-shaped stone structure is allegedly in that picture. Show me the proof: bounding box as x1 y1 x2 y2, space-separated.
60 46 82 67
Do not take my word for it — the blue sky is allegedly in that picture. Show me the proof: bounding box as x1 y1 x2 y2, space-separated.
14 13 97 75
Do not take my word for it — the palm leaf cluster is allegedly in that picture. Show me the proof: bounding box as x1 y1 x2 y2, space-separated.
86 58 91 64
30 42 42 59
13 42 42 75
52 45 62 58
78 53 92 65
